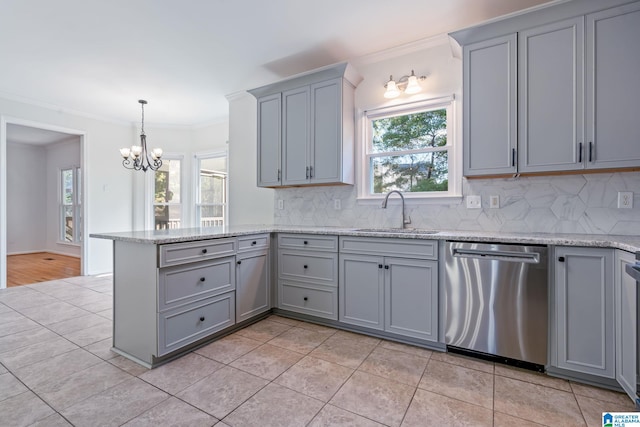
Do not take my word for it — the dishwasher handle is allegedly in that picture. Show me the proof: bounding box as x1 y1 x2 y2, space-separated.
452 248 541 264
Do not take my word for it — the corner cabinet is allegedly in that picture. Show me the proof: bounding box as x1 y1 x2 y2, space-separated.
339 237 439 342
249 62 361 187
454 1 640 176
552 246 614 379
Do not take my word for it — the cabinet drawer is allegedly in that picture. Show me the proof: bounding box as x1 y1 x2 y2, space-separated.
238 234 270 253
278 234 338 252
278 250 337 286
158 292 235 356
279 282 337 320
340 237 438 260
159 238 236 267
158 257 236 311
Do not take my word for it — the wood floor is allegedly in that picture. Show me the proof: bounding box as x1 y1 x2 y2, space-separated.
7 252 81 287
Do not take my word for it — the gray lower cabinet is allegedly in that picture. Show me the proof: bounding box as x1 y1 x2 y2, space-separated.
339 237 439 342
277 234 338 320
236 244 270 323
615 250 636 400
553 246 614 378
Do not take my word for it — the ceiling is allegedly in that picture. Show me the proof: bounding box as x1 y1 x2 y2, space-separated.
7 124 79 146
0 0 554 127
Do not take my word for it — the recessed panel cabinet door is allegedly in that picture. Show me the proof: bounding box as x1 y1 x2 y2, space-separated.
518 17 584 173
339 254 384 330
615 250 636 401
586 3 640 169
236 251 269 323
256 94 281 187
282 86 310 185
463 34 517 176
310 78 341 184
554 247 614 378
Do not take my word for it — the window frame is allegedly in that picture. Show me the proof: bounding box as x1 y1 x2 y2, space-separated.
193 150 228 228
146 153 184 230
59 165 81 245
357 96 461 203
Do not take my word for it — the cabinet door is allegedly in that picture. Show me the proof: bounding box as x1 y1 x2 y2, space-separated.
236 251 270 322
310 78 342 184
518 18 584 173
615 250 636 401
463 34 517 176
282 86 310 185
256 94 282 187
586 3 640 169
385 257 438 342
339 254 384 330
555 247 614 378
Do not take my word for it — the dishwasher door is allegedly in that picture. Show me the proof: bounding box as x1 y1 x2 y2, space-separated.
444 241 548 366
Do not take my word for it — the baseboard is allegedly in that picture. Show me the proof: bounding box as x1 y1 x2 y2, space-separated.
7 249 80 259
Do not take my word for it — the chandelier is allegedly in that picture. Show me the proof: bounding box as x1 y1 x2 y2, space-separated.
120 100 163 172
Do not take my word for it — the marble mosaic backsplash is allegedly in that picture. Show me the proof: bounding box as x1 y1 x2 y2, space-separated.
273 172 640 235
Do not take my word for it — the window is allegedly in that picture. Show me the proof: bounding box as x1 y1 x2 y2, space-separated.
195 153 227 227
60 166 81 243
153 158 182 229
361 97 457 199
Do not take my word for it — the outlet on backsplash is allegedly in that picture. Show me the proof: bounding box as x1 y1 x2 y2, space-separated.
466 195 481 209
618 192 633 209
489 195 500 209
333 199 341 210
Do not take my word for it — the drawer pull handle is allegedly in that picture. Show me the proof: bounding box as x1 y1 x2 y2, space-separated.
252 241 257 245
199 316 205 322
200 277 206 282
201 249 208 254
303 241 308 245
303 265 308 269
303 297 308 301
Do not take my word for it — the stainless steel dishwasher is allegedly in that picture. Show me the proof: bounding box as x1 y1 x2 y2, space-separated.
444 241 548 368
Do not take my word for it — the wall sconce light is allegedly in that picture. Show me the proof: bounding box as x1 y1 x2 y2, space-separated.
383 70 427 98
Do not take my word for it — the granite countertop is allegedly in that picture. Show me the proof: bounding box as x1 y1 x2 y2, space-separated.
90 224 640 253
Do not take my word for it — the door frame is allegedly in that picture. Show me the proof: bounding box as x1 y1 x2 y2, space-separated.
0 116 88 288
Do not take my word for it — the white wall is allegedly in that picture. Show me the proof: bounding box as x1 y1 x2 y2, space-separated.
227 93 274 226
45 138 81 257
6 142 47 254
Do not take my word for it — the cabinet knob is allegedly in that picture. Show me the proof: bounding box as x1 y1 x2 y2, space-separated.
303 297 308 301
303 241 308 245
199 316 205 322
252 241 257 245
378 264 383 269
200 277 206 282
237 260 242 265
201 249 208 254
303 265 308 269
384 265 389 270
558 256 565 262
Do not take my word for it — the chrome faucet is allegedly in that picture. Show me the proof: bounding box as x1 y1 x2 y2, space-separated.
381 190 411 229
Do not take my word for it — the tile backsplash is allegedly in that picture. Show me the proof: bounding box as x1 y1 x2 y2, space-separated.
273 172 640 235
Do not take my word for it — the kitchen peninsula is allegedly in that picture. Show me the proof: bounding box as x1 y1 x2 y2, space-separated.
93 225 640 403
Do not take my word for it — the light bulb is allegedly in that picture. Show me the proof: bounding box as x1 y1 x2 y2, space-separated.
131 146 142 157
384 76 400 99
152 148 163 159
119 147 131 159
404 71 422 94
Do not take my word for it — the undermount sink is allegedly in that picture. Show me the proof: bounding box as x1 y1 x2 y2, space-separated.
353 228 439 234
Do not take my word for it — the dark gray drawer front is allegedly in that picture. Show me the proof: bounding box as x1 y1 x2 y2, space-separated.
278 234 338 252
159 257 236 311
158 292 235 356
278 251 337 286
279 282 337 320
160 238 236 267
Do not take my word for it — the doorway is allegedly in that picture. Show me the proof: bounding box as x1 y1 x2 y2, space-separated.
0 118 87 288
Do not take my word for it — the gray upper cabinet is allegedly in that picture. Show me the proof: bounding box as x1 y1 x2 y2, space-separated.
553 246 614 379
518 18 584 173
463 34 517 176
249 63 361 188
586 3 640 169
256 94 281 187
453 0 640 176
615 250 636 401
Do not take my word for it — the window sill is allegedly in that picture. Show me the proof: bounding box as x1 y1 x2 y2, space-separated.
356 194 463 206
56 241 81 247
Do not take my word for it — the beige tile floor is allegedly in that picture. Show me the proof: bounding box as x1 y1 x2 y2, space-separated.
0 276 637 426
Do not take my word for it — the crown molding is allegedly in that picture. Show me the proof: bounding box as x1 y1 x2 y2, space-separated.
353 33 450 66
